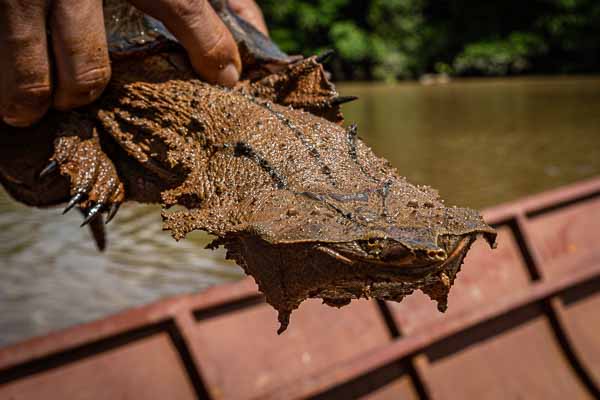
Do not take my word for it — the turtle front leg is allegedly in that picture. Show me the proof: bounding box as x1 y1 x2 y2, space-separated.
39 114 125 226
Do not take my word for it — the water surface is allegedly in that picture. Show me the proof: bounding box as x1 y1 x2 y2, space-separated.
1 76 599 345
342 77 600 208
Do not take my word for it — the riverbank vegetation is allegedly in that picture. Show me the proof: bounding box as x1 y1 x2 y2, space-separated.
260 0 600 80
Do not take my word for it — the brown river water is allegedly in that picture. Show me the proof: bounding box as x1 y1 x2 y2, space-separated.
1 76 599 346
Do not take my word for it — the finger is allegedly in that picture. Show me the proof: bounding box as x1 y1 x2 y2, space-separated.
129 0 241 86
228 0 269 36
50 0 111 110
0 0 51 127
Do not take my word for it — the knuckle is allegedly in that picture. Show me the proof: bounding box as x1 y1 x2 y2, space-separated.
164 0 238 68
71 66 111 91
202 27 230 58
55 66 111 110
166 0 208 22
14 84 52 101
1 83 51 116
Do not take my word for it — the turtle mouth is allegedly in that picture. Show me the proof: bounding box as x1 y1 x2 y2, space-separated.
316 236 471 276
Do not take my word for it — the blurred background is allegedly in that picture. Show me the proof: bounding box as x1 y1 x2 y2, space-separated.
262 0 600 81
0 2 599 399
1 0 599 347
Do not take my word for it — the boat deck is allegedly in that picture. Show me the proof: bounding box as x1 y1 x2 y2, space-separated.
1 178 599 399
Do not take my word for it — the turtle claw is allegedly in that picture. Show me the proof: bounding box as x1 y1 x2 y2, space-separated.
316 49 335 64
331 96 358 106
63 192 85 215
45 117 125 242
81 203 104 227
105 203 121 224
39 160 58 178
78 208 106 251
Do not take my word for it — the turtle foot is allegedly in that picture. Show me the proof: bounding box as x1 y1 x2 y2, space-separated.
239 54 351 123
40 116 125 228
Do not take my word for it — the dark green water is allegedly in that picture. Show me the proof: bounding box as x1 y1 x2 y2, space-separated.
1 77 599 345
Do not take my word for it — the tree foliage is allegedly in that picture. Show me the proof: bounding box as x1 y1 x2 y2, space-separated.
259 0 600 80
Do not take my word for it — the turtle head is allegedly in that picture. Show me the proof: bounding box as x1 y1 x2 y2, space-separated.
239 182 495 271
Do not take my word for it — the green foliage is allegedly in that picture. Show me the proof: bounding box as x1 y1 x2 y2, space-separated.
535 0 600 72
453 32 547 75
260 0 429 80
329 22 370 62
258 0 600 80
366 0 428 79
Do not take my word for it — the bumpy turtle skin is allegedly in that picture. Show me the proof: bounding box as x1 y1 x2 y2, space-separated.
0 51 495 332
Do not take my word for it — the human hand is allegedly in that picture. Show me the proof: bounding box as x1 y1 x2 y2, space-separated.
0 0 267 127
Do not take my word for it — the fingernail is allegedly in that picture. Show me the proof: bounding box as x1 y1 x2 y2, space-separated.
216 63 240 87
2 116 36 127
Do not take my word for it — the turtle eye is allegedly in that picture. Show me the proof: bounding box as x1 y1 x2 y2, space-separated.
366 236 384 251
358 237 383 254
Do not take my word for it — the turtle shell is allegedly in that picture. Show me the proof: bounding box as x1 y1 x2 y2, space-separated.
103 0 176 55
102 0 290 67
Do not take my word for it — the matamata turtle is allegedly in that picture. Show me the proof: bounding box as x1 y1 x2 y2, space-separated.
0 0 496 332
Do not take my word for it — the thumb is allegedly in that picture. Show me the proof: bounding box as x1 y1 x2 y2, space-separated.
129 0 242 86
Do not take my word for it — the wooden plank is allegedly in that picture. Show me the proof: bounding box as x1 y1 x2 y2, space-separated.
482 177 600 224
558 280 600 388
1 178 599 399
0 333 197 400
526 197 600 277
0 278 259 373
310 361 420 400
184 299 391 400
421 304 592 400
259 253 600 400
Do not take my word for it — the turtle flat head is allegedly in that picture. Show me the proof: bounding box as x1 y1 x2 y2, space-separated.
214 179 496 332
242 178 495 274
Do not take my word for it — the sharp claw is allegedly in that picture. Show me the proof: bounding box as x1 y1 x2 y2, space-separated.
316 49 335 64
105 203 121 224
331 96 358 106
87 214 106 251
63 193 85 215
81 203 104 227
39 160 58 178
